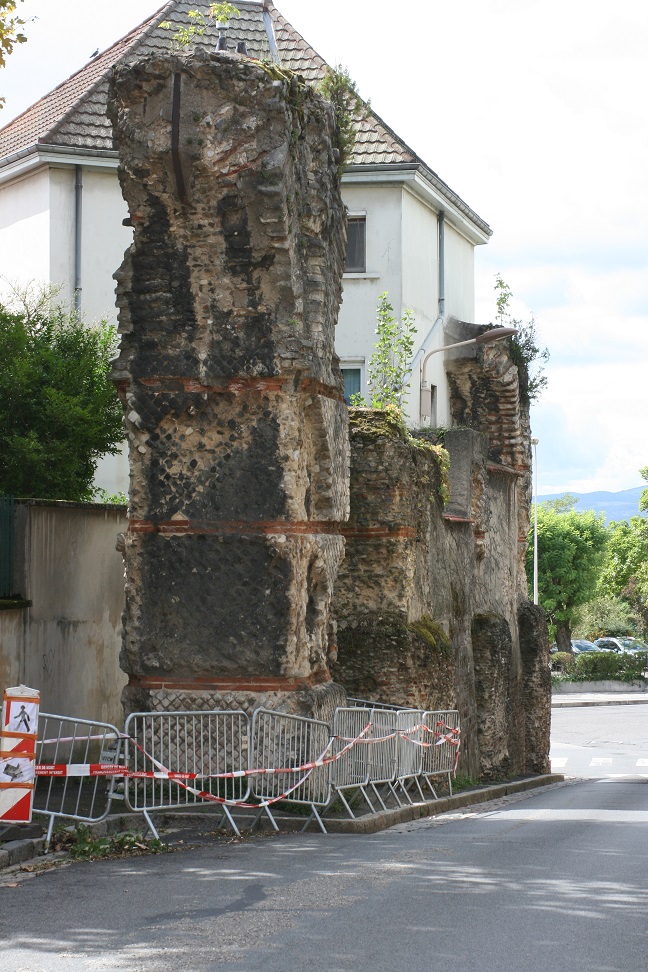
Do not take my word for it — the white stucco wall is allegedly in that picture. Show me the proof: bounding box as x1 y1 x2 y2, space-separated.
49 166 76 307
79 167 132 325
337 184 403 401
443 221 475 325
0 167 50 302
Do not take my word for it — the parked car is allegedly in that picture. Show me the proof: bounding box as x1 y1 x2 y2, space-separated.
594 637 648 654
571 639 603 654
549 639 601 654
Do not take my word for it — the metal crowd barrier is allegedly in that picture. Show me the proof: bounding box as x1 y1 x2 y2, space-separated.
249 709 332 833
28 701 461 843
395 709 426 803
33 713 124 845
421 709 461 797
124 710 250 837
329 707 373 817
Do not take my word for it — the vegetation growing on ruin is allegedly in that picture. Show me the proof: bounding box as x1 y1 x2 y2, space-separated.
351 293 416 410
348 406 451 506
494 274 549 406
161 3 240 45
408 616 452 657
316 65 369 172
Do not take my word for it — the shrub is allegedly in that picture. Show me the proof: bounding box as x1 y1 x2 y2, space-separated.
569 651 647 683
550 652 574 673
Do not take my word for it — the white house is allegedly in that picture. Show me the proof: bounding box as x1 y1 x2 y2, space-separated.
0 0 491 494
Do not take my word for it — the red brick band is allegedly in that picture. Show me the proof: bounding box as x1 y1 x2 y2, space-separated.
128 672 332 692
118 375 345 403
128 519 342 536
339 525 417 539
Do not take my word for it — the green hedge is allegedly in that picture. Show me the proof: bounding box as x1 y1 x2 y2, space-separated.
552 651 648 683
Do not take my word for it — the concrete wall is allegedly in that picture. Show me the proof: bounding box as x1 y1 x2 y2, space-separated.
0 501 128 725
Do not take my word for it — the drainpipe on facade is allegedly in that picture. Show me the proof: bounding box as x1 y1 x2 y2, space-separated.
74 165 83 315
406 210 447 418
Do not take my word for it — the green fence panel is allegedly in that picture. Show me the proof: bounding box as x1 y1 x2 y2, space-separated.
0 495 15 597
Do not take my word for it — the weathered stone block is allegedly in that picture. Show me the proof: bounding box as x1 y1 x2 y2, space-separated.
110 52 349 715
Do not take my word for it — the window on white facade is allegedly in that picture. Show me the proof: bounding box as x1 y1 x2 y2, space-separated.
345 216 366 273
341 365 363 405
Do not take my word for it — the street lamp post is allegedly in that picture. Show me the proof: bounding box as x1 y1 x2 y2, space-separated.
531 437 539 605
420 327 518 390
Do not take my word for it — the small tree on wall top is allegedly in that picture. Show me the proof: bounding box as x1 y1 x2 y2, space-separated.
351 292 417 410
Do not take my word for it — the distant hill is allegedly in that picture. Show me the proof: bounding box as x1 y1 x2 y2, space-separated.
537 486 646 524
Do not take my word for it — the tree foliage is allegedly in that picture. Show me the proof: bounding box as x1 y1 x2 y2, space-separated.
0 298 124 501
494 274 549 404
542 493 578 513
527 506 607 649
351 292 416 409
161 3 240 46
572 594 639 640
0 0 27 107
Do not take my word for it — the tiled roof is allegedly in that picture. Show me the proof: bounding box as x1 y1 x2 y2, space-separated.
0 0 490 234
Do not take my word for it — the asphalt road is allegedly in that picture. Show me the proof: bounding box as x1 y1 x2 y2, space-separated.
551 703 648 778
2 705 648 972
2 776 647 972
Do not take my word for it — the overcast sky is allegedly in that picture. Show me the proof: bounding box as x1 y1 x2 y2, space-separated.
2 0 647 496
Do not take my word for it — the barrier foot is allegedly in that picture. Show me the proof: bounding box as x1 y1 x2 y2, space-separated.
221 805 241 838
44 815 55 852
410 777 426 803
422 775 438 799
308 804 327 834
370 783 388 812
336 789 357 819
250 805 280 833
141 809 160 841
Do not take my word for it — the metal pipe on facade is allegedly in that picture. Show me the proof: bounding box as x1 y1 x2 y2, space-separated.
438 211 445 318
74 165 83 314
531 437 539 605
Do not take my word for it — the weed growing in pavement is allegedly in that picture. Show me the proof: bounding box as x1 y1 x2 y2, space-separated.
51 823 168 860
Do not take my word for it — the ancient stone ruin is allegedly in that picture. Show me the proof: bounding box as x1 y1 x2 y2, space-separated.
332 338 550 779
110 52 349 720
110 51 550 777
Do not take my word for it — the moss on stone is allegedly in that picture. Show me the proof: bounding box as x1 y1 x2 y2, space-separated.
408 616 451 657
333 610 455 709
349 406 450 504
348 405 409 442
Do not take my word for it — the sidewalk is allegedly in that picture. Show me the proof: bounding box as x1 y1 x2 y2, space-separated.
552 691 648 707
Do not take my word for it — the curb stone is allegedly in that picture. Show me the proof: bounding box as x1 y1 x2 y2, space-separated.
0 774 563 871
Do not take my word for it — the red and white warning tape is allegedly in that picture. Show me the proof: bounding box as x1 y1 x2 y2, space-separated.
34 719 461 804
